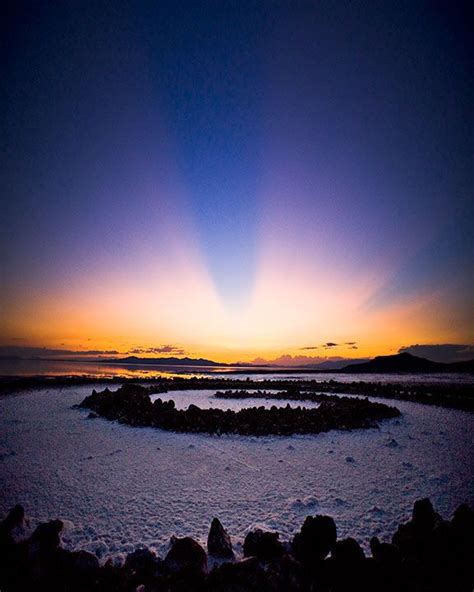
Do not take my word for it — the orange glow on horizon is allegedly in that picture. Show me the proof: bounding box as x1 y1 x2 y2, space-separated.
2 239 471 364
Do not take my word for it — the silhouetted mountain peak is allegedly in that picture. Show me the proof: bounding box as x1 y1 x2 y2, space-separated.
114 356 223 367
341 352 474 373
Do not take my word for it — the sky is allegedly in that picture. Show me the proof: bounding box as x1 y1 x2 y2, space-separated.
1 1 473 363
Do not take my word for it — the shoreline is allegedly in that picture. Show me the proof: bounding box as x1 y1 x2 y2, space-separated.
2 374 473 411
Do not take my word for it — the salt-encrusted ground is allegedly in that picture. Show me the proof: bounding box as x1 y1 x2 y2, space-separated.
1 385 472 560
149 389 321 410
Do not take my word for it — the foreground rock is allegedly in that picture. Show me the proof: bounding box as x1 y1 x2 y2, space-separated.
78 384 401 436
207 518 234 559
243 529 284 561
164 536 208 579
292 515 337 564
0 499 472 591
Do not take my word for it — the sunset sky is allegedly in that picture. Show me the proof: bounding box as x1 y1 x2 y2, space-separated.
1 2 473 364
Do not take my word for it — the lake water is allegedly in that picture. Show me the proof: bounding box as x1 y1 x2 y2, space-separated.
1 358 473 385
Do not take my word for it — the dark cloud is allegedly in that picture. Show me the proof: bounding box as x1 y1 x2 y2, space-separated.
345 341 357 346
399 344 474 363
349 345 358 350
129 345 186 356
0 346 119 359
322 342 338 348
299 346 319 350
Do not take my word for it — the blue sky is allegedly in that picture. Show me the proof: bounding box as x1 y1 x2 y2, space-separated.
1 1 473 359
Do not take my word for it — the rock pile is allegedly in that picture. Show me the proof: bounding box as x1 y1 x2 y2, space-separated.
78 384 400 436
4 376 473 411
0 499 472 591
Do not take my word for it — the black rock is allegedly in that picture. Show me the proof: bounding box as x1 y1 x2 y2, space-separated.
208 557 266 591
79 384 401 436
69 549 100 573
413 498 438 533
325 538 367 591
392 497 442 561
207 518 234 559
243 529 283 561
30 519 63 551
0 505 25 546
266 553 303 592
451 503 474 540
125 547 161 575
1 499 473 592
332 537 365 565
370 536 399 565
164 536 208 575
293 514 337 563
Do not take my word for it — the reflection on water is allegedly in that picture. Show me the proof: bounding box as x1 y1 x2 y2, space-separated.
0 359 205 379
0 358 472 385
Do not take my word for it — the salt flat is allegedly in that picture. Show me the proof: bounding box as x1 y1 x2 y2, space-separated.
0 385 472 560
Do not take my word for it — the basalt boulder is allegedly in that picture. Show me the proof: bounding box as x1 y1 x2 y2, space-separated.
0 505 25 547
412 498 440 534
207 518 234 559
164 536 208 576
292 514 337 563
30 519 63 552
208 557 267 592
243 529 284 562
392 498 442 561
125 547 162 576
326 538 367 591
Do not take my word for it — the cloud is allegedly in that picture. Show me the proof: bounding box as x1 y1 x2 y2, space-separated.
0 346 120 359
302 342 356 350
128 345 186 356
247 354 358 367
398 344 474 363
0 343 189 359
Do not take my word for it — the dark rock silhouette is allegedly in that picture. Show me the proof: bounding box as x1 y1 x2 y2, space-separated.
124 547 161 576
0 505 24 547
325 537 367 591
78 384 401 436
164 535 208 576
0 499 473 591
213 382 474 412
412 498 439 533
243 529 284 561
207 518 234 559
208 556 266 591
30 519 63 551
292 514 337 563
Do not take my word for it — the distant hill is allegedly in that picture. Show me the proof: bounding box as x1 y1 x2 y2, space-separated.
110 356 226 367
340 352 474 374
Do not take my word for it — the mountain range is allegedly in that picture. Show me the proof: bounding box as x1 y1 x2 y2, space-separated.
2 351 473 373
339 352 474 373
99 352 474 373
